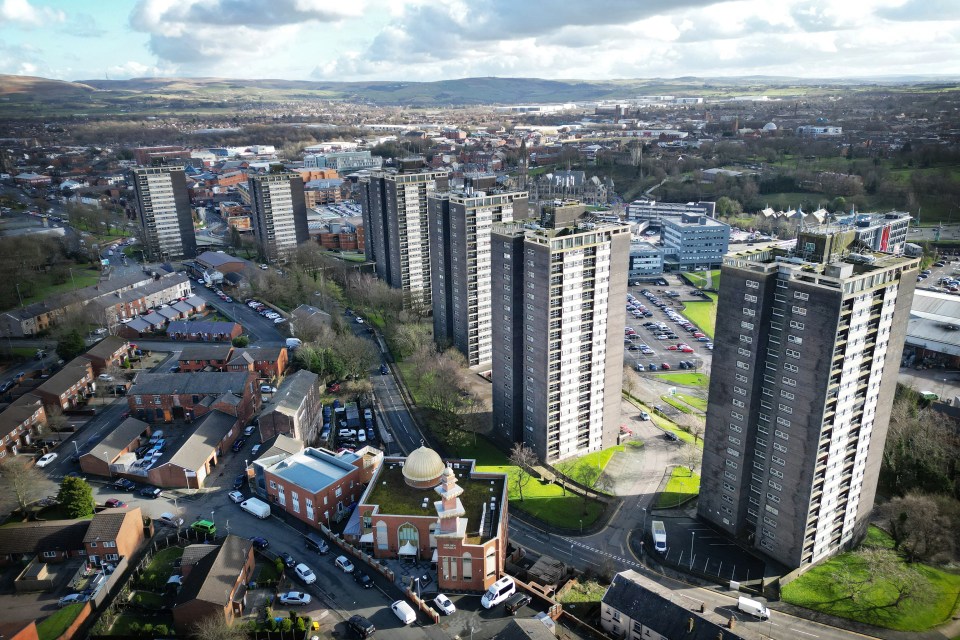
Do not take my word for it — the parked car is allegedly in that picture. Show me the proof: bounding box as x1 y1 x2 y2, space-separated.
280 552 297 568
243 425 256 437
294 563 316 584
347 615 375 639
104 498 126 508
157 512 183 528
36 453 58 468
434 593 456 615
58 593 89 607
97 373 113 381
278 591 312 606
228 491 245 504
335 555 355 573
233 474 246 490
249 536 269 550
260 385 277 394
354 570 373 589
139 486 162 498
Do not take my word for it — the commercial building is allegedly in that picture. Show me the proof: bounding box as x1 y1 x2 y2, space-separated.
628 241 664 277
625 200 716 226
260 446 382 529
248 172 309 264
661 214 731 271
360 159 449 306
491 205 630 462
429 189 529 366
304 151 383 172
904 290 960 368
698 227 919 569
350 446 509 594
131 166 197 261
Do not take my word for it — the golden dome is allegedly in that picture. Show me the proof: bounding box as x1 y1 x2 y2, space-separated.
402 446 445 486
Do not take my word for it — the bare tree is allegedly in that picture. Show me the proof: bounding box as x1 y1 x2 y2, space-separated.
880 492 955 563
508 443 537 502
0 457 46 513
688 422 705 446
191 613 247 640
45 406 69 441
680 444 702 477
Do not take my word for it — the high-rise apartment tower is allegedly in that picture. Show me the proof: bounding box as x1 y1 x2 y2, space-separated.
429 189 528 367
698 227 918 569
360 158 449 306
490 203 630 462
248 172 309 264
131 166 196 261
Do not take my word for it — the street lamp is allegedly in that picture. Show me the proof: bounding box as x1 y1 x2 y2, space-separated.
580 519 583 536
690 532 696 568
642 507 647 542
73 441 79 456
210 510 215 525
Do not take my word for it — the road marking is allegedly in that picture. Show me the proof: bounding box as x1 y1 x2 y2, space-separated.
788 629 817 637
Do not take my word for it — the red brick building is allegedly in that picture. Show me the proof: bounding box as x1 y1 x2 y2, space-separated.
0 395 46 459
352 447 509 594
82 508 146 567
172 536 255 633
166 320 243 342
126 371 260 426
33 360 94 410
81 336 131 374
261 447 382 529
177 345 235 372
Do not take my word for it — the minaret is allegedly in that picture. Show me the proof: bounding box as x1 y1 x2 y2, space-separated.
434 466 466 538
518 138 529 191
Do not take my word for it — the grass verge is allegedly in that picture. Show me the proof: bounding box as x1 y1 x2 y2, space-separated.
655 467 700 508
37 603 83 640
661 395 695 415
676 393 708 411
654 372 709 387
682 293 718 338
562 445 625 490
781 527 960 631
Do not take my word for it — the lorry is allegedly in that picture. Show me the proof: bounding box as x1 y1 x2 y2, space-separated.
737 596 770 620
240 497 271 519
651 520 667 553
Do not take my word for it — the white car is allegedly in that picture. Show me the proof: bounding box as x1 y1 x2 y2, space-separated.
434 593 456 615
58 593 89 607
36 453 58 468
157 512 184 527
391 599 417 625
295 563 316 584
243 425 256 437
335 555 355 573
97 373 113 381
228 491 245 503
355 317 365 324
278 591 312 606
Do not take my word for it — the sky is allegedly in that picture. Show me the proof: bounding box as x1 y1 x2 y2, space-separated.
0 0 958 83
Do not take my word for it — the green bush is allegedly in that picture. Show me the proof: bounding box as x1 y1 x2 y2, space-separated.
280 619 292 632
155 624 168 636
142 623 153 636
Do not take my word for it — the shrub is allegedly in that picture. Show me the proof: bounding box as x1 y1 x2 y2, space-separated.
142 623 153 636
155 624 169 636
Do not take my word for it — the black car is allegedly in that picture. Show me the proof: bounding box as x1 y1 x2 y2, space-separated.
346 615 375 639
233 474 246 490
354 570 373 589
231 438 246 452
111 478 136 491
249 536 269 550
139 486 162 498
504 592 532 615
379 364 389 375
280 552 297 568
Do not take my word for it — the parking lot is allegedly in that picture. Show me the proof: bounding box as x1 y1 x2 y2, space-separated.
622 284 714 375
917 255 960 294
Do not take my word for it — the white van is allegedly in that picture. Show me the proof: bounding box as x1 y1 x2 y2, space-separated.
481 576 516 609
651 520 667 553
737 596 770 620
240 497 271 519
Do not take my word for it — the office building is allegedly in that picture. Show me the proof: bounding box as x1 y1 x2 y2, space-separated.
698 227 919 569
661 214 730 271
248 172 309 263
304 150 383 172
628 241 664 277
429 189 528 366
626 200 716 226
834 211 911 255
360 158 449 306
491 203 630 462
131 166 196 261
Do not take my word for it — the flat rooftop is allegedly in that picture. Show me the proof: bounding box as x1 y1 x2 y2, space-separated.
267 448 356 493
364 462 505 544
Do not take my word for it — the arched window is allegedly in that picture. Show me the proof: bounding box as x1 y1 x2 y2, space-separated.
398 523 419 549
375 521 388 550
462 552 473 580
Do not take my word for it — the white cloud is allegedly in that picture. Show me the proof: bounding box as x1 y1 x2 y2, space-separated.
106 60 178 79
0 0 64 27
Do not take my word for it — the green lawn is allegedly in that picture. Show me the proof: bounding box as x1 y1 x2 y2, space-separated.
676 393 708 411
130 590 166 609
109 613 174 636
450 436 604 528
624 394 700 446
562 445 625 489
661 395 696 415
682 293 718 338
782 527 960 631
16 269 101 308
559 580 608 604
139 546 183 590
655 467 700 508
682 270 721 289
37 603 84 640
655 372 710 387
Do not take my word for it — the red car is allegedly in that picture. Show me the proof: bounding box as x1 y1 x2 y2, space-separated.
661 363 672 370
104 498 126 508
327 382 341 393
681 347 695 353
666 345 678 351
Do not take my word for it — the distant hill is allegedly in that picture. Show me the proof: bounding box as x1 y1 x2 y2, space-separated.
1 73 958 118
